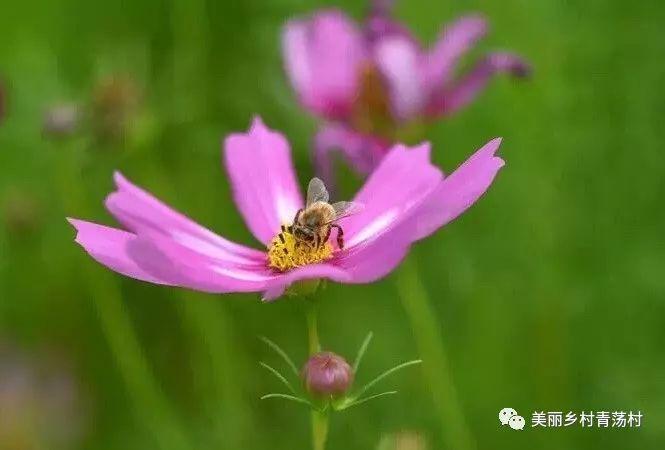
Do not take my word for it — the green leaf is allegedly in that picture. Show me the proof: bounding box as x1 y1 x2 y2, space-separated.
337 391 398 410
260 393 312 408
352 332 373 374
259 362 296 394
353 359 422 399
259 336 299 376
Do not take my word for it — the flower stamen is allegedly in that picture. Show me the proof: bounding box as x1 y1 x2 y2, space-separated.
267 226 334 272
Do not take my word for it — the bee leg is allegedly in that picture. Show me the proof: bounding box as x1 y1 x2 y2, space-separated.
322 227 332 248
331 224 344 250
293 209 302 224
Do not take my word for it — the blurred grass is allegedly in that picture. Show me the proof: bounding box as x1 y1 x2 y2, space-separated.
1 0 665 449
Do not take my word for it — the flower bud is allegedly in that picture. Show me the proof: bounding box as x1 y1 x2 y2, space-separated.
378 431 429 450
302 352 354 397
2 189 41 235
91 75 140 142
43 103 80 138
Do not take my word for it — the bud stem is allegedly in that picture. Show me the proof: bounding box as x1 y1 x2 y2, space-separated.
305 298 328 450
306 300 321 355
311 410 329 450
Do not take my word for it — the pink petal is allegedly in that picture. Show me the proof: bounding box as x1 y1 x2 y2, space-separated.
423 14 488 90
69 217 349 299
137 231 275 294
373 35 427 120
427 52 531 117
67 219 178 286
105 172 265 265
313 123 389 190
145 231 351 299
70 218 276 294
224 117 304 245
334 138 505 282
342 143 443 248
282 11 367 119
334 233 411 283
408 138 505 240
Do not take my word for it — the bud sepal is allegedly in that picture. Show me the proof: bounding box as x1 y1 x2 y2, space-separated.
259 333 422 413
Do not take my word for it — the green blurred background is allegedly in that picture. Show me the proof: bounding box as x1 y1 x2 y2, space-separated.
1 0 664 449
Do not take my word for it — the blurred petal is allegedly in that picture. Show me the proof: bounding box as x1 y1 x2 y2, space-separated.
283 20 315 110
365 15 413 42
370 0 395 15
423 14 488 89
224 117 304 245
408 138 505 240
428 52 531 116
67 219 178 285
105 172 265 265
364 2 416 43
283 11 366 119
313 124 388 189
343 143 443 247
374 36 427 120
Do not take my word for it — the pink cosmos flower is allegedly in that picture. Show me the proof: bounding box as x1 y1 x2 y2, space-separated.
68 117 503 301
282 0 528 186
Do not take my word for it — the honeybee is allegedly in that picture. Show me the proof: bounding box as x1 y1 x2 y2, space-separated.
281 178 362 250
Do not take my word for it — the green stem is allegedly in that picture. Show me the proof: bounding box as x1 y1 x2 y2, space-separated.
311 410 329 450
395 257 475 450
306 300 321 355
306 299 328 450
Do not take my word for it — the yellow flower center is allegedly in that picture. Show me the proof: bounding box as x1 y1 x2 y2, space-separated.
267 227 334 272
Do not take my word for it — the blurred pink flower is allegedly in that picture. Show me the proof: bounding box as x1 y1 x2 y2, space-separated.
378 430 429 450
282 1 528 185
0 342 86 449
68 117 503 301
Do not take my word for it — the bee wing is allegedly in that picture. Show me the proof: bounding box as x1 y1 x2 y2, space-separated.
306 177 329 206
331 201 364 221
